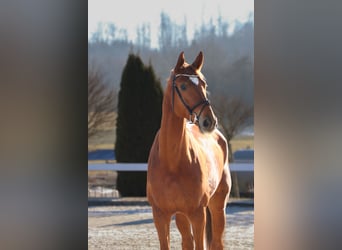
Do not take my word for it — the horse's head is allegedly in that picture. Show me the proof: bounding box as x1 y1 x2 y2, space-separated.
170 51 217 133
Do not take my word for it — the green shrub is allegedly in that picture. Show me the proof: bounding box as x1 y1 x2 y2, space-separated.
115 54 163 196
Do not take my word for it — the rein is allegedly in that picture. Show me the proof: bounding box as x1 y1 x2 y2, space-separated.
171 73 210 123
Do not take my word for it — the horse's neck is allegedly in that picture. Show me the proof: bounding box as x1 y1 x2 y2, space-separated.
159 94 190 169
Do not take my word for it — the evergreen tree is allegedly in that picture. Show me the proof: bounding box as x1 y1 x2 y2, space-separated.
115 54 163 196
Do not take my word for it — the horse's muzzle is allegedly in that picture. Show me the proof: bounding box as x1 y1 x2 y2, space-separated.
199 115 217 133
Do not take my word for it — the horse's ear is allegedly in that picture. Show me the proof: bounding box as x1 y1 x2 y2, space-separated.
192 51 204 71
174 51 185 72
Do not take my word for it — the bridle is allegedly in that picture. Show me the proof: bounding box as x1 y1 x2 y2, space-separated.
171 73 211 124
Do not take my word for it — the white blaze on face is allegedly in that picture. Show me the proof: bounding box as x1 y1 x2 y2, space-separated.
175 74 204 86
189 76 199 85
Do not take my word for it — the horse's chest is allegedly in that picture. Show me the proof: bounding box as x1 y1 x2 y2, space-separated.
151 168 206 209
194 139 221 192
162 167 203 192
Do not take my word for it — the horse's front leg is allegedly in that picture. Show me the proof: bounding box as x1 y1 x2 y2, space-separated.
152 206 172 250
176 213 194 250
208 169 231 250
189 207 206 250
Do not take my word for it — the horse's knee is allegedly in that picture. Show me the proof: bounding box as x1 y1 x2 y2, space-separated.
181 239 194 250
210 241 224 250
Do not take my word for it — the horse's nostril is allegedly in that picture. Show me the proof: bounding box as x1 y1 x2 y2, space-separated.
203 118 211 128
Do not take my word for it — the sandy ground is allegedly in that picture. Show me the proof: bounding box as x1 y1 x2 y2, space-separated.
88 204 254 250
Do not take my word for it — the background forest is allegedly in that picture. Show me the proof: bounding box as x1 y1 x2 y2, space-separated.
88 12 254 147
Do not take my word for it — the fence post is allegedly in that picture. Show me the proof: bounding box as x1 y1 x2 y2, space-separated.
232 172 240 198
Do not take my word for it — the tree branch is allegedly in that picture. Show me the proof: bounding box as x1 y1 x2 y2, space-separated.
88 65 117 139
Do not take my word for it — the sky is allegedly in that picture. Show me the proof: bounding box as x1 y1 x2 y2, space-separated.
88 0 254 48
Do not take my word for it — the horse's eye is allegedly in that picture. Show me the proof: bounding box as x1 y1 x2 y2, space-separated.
180 83 187 91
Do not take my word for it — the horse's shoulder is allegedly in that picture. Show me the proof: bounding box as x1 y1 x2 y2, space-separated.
186 123 226 146
212 129 229 160
214 128 228 145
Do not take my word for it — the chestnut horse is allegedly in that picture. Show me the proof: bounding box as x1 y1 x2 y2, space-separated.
147 52 231 250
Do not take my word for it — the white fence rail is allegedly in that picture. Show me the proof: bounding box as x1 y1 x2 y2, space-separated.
88 163 253 172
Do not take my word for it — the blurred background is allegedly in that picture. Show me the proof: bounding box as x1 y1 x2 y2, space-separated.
2 0 341 249
87 0 254 198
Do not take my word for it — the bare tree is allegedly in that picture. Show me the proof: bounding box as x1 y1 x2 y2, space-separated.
90 22 105 44
88 65 117 139
212 95 253 161
136 23 151 49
